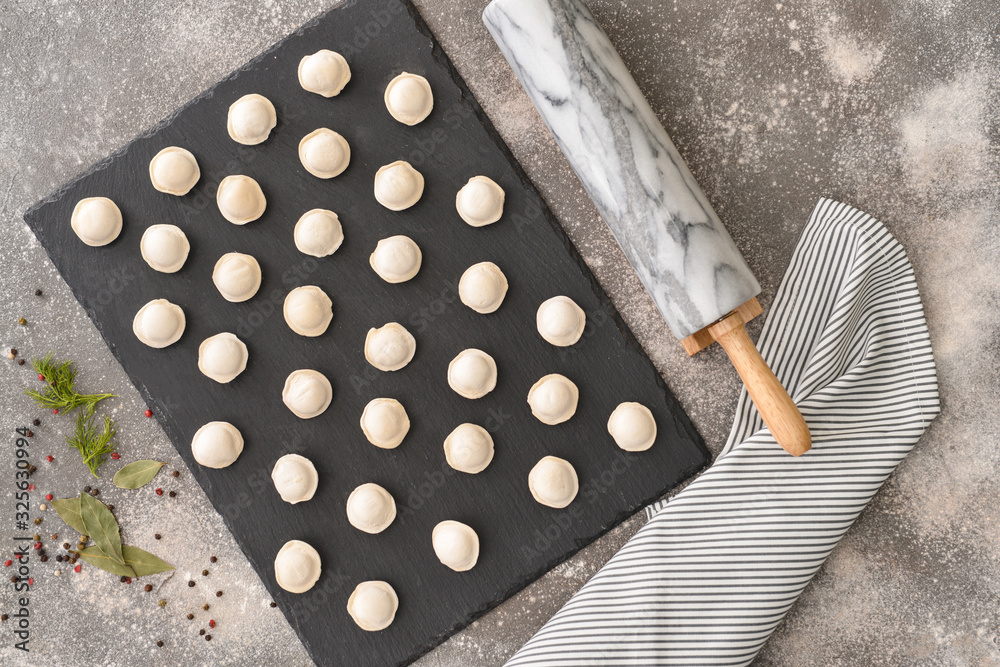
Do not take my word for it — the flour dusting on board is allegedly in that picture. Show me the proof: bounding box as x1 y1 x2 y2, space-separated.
817 18 885 86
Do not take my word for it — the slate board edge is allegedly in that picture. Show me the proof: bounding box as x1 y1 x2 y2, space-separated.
23 0 711 663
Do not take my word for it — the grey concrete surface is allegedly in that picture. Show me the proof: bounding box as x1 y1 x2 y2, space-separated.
1 0 997 665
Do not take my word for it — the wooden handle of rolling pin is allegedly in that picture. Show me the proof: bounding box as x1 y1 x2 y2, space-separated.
707 312 811 456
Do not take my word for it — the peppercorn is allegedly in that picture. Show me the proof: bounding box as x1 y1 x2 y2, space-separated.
187 613 194 620
270 602 276 608
168 491 176 498
155 488 163 496
0 614 7 621
125 577 132 584
39 556 47 563
33 533 40 541
10 576 18 583
35 289 42 296
216 591 223 597
74 564 81 573
202 604 209 611
32 419 40 426
188 581 195 588
120 576 127 583
199 629 206 636
56 555 63 562
205 635 212 641
17 359 25 366
25 430 33 438
158 599 166 608
209 619 215 628
144 584 153 592
110 452 120 460
144 409 153 418
33 518 41 525
172 470 180 478
107 505 114 511
7 350 15 360
83 486 91 493
18 318 26 326
156 641 163 647
154 533 162 540
28 465 35 473
62 543 70 550
202 570 209 576
90 488 99 497
210 556 217 563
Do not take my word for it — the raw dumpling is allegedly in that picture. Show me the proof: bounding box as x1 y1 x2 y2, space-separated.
527 374 579 425
346 483 396 534
191 421 244 469
212 252 262 302
282 369 333 419
298 49 351 97
283 286 333 337
347 581 398 631
71 197 122 247
197 333 249 383
294 209 344 258
384 72 432 125
458 262 507 314
298 128 350 179
369 235 422 283
432 520 479 572
227 93 276 145
271 454 319 504
374 161 424 211
456 176 504 227
140 224 190 273
274 540 322 594
607 402 657 452
447 349 497 399
536 296 586 347
132 299 185 348
528 456 579 508
216 175 266 224
443 423 494 474
149 146 200 196
360 398 409 449
364 323 416 371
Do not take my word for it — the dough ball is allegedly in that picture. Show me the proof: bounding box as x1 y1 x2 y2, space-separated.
227 93 276 145
216 175 266 224
369 235 422 283
360 398 410 449
293 209 343 258
283 286 333 337
274 540 322 594
527 374 579 425
364 323 416 371
455 176 504 227
374 161 424 211
70 197 122 247
607 402 657 452
432 520 480 572
132 299 185 349
212 252 262 302
271 454 319 504
140 224 190 273
383 72 433 125
443 423 494 474
347 580 398 631
148 146 200 196
346 483 396 534
282 369 333 419
458 262 508 314
191 421 244 469
528 456 579 508
298 49 351 97
298 128 350 179
197 333 249 384
536 296 586 347
447 349 497 399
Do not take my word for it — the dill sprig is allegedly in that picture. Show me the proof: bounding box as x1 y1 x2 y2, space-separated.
24 352 115 413
67 406 119 478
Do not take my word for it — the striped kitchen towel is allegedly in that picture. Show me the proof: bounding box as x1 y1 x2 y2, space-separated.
505 198 940 666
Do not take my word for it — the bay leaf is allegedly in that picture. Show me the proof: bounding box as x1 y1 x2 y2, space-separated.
122 545 174 576
75 546 136 578
50 497 87 535
113 460 165 489
79 492 125 565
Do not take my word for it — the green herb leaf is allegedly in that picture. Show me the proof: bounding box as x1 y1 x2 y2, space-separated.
79 492 125 565
66 407 119 478
113 460 165 489
75 546 137 578
121 545 174 577
23 352 114 414
50 497 87 535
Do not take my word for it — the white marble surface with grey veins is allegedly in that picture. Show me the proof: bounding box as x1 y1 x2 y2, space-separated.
1 0 999 665
484 0 760 339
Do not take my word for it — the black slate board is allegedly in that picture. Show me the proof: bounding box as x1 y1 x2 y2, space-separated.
24 0 709 663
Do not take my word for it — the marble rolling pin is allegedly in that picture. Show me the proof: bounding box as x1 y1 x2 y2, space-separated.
484 0 811 455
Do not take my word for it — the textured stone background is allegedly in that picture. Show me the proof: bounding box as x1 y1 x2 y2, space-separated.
1 0 997 665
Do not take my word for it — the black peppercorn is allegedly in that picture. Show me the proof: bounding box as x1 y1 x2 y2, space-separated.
120 576 127 583
209 556 217 563
10 576 18 583
28 465 35 473
144 584 153 592
168 491 176 498
33 518 42 525
17 359 25 366
270 602 277 608
205 635 212 641
154 534 161 540
62 543 70 550
202 570 208 576
199 629 206 636
107 505 114 511
34 289 42 296
156 640 163 647
215 591 222 597
90 489 99 497
25 430 33 438
56 555 63 562
202 604 209 611
187 613 194 620
188 581 195 588
39 556 47 563
32 419 40 427
83 486 91 493
172 470 180 478
0 614 7 621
